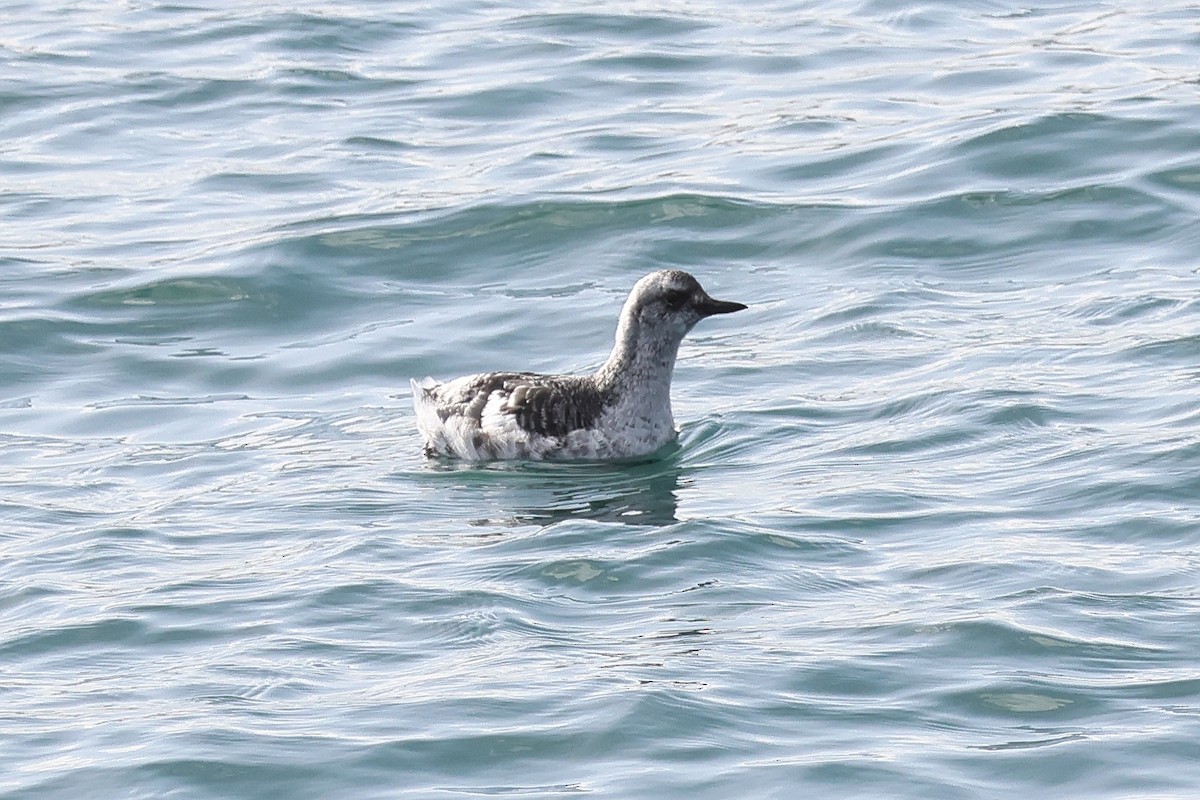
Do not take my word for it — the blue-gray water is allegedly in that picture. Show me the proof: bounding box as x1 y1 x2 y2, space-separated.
4 2 1200 797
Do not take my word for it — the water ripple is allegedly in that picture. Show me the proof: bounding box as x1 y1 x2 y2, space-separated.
5 1 1200 798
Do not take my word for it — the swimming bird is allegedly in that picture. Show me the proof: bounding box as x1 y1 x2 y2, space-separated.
411 269 747 461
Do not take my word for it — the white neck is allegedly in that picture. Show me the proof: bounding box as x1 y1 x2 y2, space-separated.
595 306 684 417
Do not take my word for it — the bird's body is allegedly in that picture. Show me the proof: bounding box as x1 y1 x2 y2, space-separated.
411 270 746 461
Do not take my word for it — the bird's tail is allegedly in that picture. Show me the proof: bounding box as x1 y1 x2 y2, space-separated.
410 378 442 442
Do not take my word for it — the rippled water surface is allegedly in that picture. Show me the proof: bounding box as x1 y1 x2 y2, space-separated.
4 2 1200 798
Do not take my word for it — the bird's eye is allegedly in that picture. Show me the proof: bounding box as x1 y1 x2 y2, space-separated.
662 289 689 310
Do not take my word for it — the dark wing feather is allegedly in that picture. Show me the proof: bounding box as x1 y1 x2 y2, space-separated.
436 372 611 438
444 373 605 438
504 377 611 437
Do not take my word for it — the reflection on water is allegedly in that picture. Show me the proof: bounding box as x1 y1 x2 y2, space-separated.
424 455 683 528
509 464 681 527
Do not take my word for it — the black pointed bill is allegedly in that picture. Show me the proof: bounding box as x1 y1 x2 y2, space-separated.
695 297 748 316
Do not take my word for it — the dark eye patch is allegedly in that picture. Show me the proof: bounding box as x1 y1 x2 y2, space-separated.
662 289 689 310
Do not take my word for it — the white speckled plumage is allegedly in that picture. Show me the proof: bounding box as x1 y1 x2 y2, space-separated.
411 270 746 461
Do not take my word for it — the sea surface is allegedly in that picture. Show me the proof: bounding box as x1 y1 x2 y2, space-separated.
4 1 1200 798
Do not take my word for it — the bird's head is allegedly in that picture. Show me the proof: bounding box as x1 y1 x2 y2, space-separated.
623 269 747 341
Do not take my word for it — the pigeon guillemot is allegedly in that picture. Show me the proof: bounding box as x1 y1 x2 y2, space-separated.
411 269 746 461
